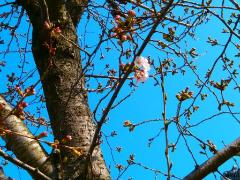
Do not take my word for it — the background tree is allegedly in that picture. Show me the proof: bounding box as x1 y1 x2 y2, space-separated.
0 0 239 179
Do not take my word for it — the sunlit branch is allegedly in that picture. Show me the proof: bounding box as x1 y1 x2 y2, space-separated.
0 96 54 177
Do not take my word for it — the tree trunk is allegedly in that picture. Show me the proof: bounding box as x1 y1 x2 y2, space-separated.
17 1 110 179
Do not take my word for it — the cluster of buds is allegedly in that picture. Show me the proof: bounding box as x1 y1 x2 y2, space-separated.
123 120 135 131
44 21 61 35
61 135 73 143
13 101 28 120
176 87 193 101
127 154 135 165
111 10 137 44
116 164 124 171
25 86 35 96
210 79 231 91
15 85 24 97
51 139 60 149
43 21 62 56
162 27 176 42
120 62 131 73
37 117 47 125
35 131 48 139
0 129 6 136
50 136 82 156
15 85 35 97
134 69 149 82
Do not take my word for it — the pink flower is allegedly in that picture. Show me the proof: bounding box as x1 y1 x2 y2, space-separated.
134 69 149 83
142 61 150 71
134 56 151 82
134 56 150 71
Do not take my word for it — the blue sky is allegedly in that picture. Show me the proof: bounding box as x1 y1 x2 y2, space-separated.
0 1 239 179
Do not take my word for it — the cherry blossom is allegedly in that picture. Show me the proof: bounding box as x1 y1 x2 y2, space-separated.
134 56 150 71
134 69 149 82
134 56 150 82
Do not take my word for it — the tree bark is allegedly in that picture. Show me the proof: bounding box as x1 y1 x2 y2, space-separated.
17 0 110 179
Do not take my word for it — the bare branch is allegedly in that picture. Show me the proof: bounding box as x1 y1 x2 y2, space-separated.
229 0 240 9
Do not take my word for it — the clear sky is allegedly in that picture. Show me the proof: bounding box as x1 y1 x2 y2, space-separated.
0 1 239 179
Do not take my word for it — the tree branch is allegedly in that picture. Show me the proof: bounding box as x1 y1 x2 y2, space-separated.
84 0 175 178
0 96 54 178
183 137 240 180
0 148 51 180
229 0 240 10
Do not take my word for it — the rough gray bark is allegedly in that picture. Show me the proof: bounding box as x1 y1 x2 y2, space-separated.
15 0 110 179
